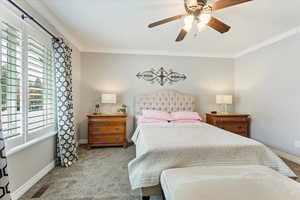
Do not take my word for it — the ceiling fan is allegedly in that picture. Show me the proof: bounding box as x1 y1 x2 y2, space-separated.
148 0 253 42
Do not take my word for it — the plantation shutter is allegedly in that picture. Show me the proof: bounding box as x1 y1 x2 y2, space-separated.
0 22 23 139
27 36 54 134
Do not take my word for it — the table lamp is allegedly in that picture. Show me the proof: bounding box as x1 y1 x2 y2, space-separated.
101 93 117 113
216 95 232 114
101 93 117 104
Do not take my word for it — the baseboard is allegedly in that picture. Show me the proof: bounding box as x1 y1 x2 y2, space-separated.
271 148 300 165
79 139 88 144
11 161 55 200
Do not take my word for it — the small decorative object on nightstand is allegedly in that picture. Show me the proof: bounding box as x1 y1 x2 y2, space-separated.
206 113 250 138
94 104 100 114
118 104 127 114
87 113 127 149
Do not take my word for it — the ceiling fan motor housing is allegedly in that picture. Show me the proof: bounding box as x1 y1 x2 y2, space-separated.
184 0 208 16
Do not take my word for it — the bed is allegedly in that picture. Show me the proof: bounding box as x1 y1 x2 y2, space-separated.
128 90 296 197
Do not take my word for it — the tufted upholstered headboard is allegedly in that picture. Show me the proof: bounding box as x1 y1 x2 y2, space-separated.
135 90 196 116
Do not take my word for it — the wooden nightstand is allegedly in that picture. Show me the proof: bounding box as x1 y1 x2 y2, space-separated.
206 113 250 138
87 114 127 149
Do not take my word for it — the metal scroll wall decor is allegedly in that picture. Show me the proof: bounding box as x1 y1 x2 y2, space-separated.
136 67 187 86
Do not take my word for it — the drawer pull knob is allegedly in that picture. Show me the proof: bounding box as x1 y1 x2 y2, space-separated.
115 128 120 130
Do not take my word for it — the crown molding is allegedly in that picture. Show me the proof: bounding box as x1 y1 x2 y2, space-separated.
81 47 235 59
24 0 83 51
234 25 300 58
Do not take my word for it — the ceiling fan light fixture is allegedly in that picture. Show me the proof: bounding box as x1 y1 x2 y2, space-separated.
184 15 194 26
187 0 198 6
183 23 193 31
199 13 212 24
197 22 207 32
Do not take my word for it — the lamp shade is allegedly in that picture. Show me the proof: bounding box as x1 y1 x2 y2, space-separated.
101 93 116 104
216 95 232 104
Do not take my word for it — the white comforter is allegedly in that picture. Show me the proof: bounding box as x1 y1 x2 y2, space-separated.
128 123 296 189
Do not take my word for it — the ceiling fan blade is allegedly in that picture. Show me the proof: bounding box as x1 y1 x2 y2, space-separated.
207 17 231 33
212 0 253 11
175 29 188 42
148 14 185 28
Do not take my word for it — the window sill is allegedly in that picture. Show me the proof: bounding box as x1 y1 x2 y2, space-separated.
6 131 57 157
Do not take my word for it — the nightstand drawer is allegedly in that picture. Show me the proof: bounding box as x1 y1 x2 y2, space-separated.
89 120 125 127
206 113 250 138
90 134 125 144
220 123 247 133
89 125 125 134
215 117 248 123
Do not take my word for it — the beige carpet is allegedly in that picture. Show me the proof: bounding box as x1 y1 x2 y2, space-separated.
21 145 300 200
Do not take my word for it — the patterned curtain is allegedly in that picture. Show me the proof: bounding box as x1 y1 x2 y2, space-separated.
0 120 11 200
53 38 78 167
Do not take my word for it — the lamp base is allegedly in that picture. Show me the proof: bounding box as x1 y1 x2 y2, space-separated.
220 111 230 114
220 104 229 114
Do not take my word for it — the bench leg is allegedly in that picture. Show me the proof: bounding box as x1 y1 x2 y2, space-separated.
162 191 166 200
142 196 150 200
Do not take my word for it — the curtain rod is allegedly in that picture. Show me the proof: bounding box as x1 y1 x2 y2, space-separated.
7 0 59 42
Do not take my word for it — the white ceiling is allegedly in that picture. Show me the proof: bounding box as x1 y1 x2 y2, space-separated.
28 0 300 57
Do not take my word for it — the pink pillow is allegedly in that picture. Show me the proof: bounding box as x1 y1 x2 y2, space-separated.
138 116 168 123
170 112 202 121
171 119 201 123
142 110 171 120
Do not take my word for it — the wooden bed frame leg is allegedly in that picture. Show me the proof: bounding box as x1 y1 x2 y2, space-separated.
142 196 150 200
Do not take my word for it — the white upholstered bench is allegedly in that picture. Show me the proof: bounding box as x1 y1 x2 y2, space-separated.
160 165 300 200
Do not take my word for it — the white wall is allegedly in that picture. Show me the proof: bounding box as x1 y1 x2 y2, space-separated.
7 137 55 193
235 33 300 157
79 52 235 139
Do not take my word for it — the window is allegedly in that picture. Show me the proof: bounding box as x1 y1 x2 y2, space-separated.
0 6 55 151
0 22 22 140
27 37 54 135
